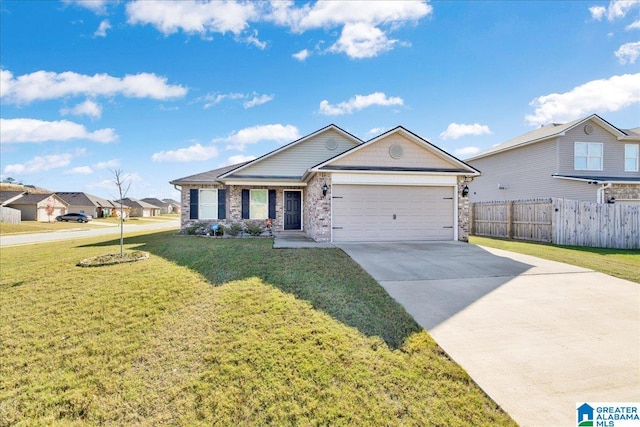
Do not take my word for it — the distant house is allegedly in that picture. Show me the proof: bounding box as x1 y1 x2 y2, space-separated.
162 198 181 214
0 191 26 207
117 198 161 217
466 114 640 204
141 198 171 214
56 192 118 218
6 193 68 221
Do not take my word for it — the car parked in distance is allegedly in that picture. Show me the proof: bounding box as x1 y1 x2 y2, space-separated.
56 213 92 223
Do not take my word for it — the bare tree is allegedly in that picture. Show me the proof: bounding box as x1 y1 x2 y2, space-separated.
112 169 131 257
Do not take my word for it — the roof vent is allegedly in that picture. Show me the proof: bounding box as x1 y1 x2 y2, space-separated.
389 144 404 159
325 139 338 150
584 124 593 135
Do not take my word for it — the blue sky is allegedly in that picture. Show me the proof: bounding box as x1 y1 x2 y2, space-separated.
1 0 639 201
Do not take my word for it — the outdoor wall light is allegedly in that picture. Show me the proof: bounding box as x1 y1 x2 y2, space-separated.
462 185 469 197
322 183 329 197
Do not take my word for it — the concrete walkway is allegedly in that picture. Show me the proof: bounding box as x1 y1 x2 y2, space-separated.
336 241 640 427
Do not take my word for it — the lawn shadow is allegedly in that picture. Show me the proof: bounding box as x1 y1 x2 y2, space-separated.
79 231 422 349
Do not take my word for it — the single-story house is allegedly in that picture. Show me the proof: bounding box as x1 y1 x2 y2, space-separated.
56 192 119 218
141 198 172 214
170 125 480 242
162 198 181 214
0 191 27 206
6 193 68 222
466 114 640 204
116 198 161 217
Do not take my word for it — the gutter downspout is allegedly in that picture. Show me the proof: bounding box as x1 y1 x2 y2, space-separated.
596 182 612 203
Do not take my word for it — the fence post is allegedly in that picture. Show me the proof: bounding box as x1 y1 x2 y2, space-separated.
507 201 514 239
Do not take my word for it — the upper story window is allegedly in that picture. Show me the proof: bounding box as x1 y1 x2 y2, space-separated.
199 189 218 219
574 142 603 171
250 189 268 219
625 144 639 172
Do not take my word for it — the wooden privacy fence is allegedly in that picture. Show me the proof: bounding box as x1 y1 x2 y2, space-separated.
0 206 21 224
472 198 640 249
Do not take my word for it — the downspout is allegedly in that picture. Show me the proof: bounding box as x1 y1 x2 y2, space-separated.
596 182 612 204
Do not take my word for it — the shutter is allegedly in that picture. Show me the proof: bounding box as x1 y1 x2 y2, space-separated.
241 189 250 219
268 189 276 219
190 189 199 219
218 189 226 219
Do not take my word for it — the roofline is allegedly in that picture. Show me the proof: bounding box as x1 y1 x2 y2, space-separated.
218 124 364 179
467 114 631 161
310 125 481 175
552 175 640 184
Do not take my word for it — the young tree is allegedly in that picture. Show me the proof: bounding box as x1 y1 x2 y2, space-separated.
45 202 54 222
111 169 131 257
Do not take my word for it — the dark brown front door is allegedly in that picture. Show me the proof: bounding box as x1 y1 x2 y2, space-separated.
284 191 301 230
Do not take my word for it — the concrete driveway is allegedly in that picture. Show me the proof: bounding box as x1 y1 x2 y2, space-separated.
336 241 640 427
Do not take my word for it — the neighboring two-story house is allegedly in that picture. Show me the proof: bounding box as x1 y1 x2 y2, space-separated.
170 124 480 243
466 114 640 205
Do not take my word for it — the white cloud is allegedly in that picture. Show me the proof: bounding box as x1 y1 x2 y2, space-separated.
525 73 640 125
615 41 640 63
63 0 110 14
4 153 74 175
1 69 187 105
455 146 481 157
93 159 121 169
64 166 94 175
319 92 404 116
201 92 244 108
439 123 492 140
244 94 274 108
589 5 607 20
329 22 396 58
152 142 219 162
0 118 118 144
627 20 640 30
293 49 310 61
60 99 103 118
367 127 387 135
94 19 111 37
213 124 301 151
123 0 432 59
126 0 258 35
225 154 257 166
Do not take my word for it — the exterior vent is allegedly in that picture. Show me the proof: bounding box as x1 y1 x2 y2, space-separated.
389 144 404 159
584 124 593 135
325 139 338 150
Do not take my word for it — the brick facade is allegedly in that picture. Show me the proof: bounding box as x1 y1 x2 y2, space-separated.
605 184 640 204
303 173 332 242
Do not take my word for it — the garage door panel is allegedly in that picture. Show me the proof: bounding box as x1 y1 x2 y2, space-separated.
332 185 454 242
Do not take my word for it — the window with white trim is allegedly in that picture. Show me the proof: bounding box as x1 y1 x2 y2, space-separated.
574 142 603 171
250 189 268 219
625 144 639 172
199 189 218 219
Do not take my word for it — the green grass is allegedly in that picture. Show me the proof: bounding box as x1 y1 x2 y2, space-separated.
470 236 640 284
0 232 516 426
0 220 104 235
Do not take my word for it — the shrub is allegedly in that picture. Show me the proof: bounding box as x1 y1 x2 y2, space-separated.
244 222 264 236
225 223 244 236
185 222 209 235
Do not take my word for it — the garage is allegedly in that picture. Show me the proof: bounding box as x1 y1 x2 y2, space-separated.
332 184 455 242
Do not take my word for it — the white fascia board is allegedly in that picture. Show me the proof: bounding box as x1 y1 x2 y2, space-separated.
220 179 307 187
331 172 458 186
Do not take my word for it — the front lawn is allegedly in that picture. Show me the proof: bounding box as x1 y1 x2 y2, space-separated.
0 220 104 235
0 232 516 426
470 236 640 284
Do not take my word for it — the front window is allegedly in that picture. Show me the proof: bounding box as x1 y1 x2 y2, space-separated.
574 142 603 171
250 189 268 219
199 189 218 219
625 144 639 172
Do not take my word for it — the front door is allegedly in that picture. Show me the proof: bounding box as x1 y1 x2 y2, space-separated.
284 191 302 230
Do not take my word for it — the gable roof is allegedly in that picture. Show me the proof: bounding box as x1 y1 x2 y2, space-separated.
141 197 169 207
170 162 250 185
218 124 363 180
311 126 480 175
56 192 113 207
7 193 68 205
162 198 180 205
0 191 26 206
117 198 162 209
467 114 637 161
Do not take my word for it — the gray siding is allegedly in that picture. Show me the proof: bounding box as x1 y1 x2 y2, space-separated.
557 119 640 178
233 130 358 177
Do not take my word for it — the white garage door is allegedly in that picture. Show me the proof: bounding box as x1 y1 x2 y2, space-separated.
332 185 455 242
